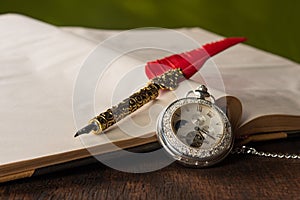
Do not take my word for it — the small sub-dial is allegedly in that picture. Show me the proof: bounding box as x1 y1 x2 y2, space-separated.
174 120 189 131
182 131 206 148
191 114 206 126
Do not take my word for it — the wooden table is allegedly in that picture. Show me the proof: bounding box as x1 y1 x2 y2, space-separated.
1 140 299 199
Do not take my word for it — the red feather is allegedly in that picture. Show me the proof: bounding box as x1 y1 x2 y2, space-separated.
145 37 246 79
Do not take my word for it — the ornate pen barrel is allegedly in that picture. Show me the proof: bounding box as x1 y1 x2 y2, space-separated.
93 83 161 133
87 69 183 135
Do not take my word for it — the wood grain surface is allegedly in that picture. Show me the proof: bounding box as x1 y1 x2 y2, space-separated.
1 140 299 200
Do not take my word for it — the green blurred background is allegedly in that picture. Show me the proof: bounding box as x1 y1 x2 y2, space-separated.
1 0 299 62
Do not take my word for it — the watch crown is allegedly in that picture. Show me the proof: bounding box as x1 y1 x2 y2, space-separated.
196 85 210 99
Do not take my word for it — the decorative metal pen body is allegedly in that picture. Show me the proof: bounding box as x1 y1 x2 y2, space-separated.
74 68 184 137
91 82 161 134
74 37 246 137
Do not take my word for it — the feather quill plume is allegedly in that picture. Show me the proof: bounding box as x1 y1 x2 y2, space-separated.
145 37 246 79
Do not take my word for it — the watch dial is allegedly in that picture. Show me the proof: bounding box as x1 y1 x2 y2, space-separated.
171 103 224 149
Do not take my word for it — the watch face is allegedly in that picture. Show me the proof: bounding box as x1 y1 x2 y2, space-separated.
171 103 224 150
157 97 233 167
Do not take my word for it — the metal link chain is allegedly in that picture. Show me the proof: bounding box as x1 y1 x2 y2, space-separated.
232 146 300 159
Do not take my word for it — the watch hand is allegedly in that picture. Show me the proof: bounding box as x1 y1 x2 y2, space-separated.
201 130 216 140
195 126 216 140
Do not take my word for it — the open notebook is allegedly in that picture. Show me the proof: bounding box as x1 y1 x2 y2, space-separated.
1 14 299 182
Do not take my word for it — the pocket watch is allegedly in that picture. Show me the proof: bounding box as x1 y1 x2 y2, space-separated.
157 85 234 167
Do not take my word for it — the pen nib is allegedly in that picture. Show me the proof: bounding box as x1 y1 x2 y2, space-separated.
74 122 99 137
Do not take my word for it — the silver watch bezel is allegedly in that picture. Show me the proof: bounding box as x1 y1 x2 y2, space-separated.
157 97 234 167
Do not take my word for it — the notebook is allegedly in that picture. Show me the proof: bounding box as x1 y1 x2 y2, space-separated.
0 14 299 182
